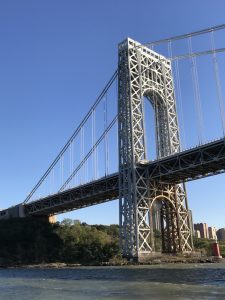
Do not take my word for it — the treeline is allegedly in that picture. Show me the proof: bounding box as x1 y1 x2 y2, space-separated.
0 218 224 266
219 242 225 257
193 237 225 257
0 218 119 265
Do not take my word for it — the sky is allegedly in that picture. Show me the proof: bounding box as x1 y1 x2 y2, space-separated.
0 0 225 228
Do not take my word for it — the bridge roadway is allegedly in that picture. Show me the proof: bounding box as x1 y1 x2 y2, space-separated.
25 137 225 216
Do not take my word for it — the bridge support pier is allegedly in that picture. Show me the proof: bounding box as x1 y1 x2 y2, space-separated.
150 181 193 254
5 204 26 218
118 38 193 262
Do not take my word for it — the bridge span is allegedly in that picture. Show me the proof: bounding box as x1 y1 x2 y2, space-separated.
2 27 225 260
16 137 225 216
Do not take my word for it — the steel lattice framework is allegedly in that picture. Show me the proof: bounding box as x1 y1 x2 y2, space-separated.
118 38 192 261
19 137 225 218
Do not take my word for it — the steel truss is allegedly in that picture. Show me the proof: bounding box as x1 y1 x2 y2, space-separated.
23 137 225 217
145 138 225 183
118 38 192 261
25 174 119 216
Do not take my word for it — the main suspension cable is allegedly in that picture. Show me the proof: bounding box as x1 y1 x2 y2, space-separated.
174 59 186 150
23 69 118 204
143 23 225 48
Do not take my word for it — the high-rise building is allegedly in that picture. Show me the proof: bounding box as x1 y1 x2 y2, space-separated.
217 228 225 241
208 227 217 240
194 223 209 239
194 229 201 238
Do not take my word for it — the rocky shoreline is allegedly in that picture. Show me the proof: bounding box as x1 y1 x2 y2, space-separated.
0 256 224 269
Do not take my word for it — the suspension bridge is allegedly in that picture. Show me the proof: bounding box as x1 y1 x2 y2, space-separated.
1 24 225 261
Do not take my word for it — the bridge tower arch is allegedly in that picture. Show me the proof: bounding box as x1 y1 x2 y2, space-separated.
118 38 193 261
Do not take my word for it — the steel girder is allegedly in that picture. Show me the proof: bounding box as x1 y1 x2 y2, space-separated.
20 137 225 220
25 174 119 216
23 137 225 217
145 138 225 183
118 38 192 260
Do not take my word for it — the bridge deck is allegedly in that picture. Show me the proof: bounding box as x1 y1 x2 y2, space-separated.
25 173 119 216
25 138 225 216
146 138 225 183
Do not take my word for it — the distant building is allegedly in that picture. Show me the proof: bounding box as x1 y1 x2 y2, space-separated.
217 228 225 241
208 226 217 240
194 223 209 239
152 202 161 232
194 229 201 238
49 215 56 223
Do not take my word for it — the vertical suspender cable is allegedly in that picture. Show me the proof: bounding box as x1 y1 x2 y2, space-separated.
48 169 51 195
104 95 108 175
168 40 184 151
48 171 51 196
92 110 94 180
69 142 72 188
92 110 97 179
70 142 72 175
60 156 62 186
94 111 96 179
96 144 98 178
80 129 82 184
61 155 64 186
106 93 109 175
116 119 118 171
50 169 52 195
58 116 118 192
210 30 225 136
52 168 55 195
23 70 118 203
168 40 172 59
72 141 74 185
72 140 76 187
83 127 85 182
81 126 84 184
104 96 106 175
115 74 119 171
174 59 186 150
188 37 204 144
86 159 89 182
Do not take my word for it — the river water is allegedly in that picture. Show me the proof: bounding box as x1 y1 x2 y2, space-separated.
0 264 225 299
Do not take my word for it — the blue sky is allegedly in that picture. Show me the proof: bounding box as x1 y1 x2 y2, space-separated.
0 0 225 228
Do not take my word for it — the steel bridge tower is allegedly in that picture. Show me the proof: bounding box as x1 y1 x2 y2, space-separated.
118 38 193 261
